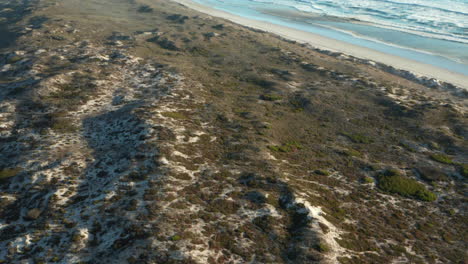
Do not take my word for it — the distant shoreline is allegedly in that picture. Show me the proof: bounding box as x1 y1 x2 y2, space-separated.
172 0 468 90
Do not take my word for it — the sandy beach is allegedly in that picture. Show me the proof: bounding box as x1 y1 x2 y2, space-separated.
172 0 468 89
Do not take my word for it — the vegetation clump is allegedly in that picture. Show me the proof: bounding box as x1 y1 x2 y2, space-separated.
363 176 374 184
51 118 78 133
314 169 330 176
243 73 275 88
137 5 153 13
316 242 330 253
343 148 362 157
0 168 21 180
161 112 187 120
7 55 23 64
417 167 449 182
170 235 181 241
260 94 282 101
342 132 373 144
430 153 453 164
147 36 180 51
459 164 468 178
166 14 189 24
268 141 302 153
377 170 436 201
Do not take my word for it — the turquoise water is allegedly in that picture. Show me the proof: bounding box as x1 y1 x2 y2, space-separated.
192 0 468 76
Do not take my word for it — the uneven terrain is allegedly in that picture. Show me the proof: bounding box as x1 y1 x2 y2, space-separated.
0 0 467 263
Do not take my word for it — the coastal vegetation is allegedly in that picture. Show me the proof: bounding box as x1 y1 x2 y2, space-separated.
377 171 437 202
0 0 465 263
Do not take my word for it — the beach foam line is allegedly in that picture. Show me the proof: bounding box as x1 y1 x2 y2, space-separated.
171 0 468 90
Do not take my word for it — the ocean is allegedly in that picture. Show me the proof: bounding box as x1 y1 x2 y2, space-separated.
192 0 468 76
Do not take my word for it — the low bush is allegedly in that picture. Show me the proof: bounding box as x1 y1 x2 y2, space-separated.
343 148 362 158
316 242 330 253
416 167 449 182
460 164 468 178
268 141 302 153
170 235 181 241
430 153 453 164
7 56 23 64
342 132 373 144
137 5 153 13
161 112 187 120
0 168 21 180
363 177 374 184
243 73 275 89
314 169 330 176
51 118 78 133
377 172 436 202
260 94 283 101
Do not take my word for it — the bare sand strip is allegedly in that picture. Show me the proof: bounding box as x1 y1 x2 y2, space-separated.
172 0 468 90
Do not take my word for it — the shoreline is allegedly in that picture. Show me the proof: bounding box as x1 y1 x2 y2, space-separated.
172 0 468 90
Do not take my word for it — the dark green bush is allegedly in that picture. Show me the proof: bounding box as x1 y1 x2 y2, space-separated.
377 173 436 202
161 112 187 119
430 153 453 164
342 148 362 157
362 177 374 184
0 168 21 180
314 169 330 176
342 132 373 144
260 94 283 101
458 164 467 178
137 5 153 13
316 242 330 252
51 118 78 133
417 167 449 182
268 141 302 153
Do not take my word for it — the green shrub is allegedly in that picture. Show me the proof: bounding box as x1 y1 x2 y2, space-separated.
399 142 415 152
343 148 362 157
7 56 23 64
417 167 449 182
458 164 468 178
377 173 436 202
363 177 374 184
260 94 283 101
316 242 330 252
161 112 187 120
170 235 181 241
51 118 78 133
137 5 153 13
430 153 453 164
342 132 373 144
0 168 21 180
268 141 302 153
314 169 330 176
383 168 400 177
243 73 275 88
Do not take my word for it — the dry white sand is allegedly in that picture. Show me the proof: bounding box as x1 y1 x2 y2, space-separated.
172 0 468 89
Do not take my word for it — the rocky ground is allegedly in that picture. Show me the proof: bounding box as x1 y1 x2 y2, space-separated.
0 0 467 263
